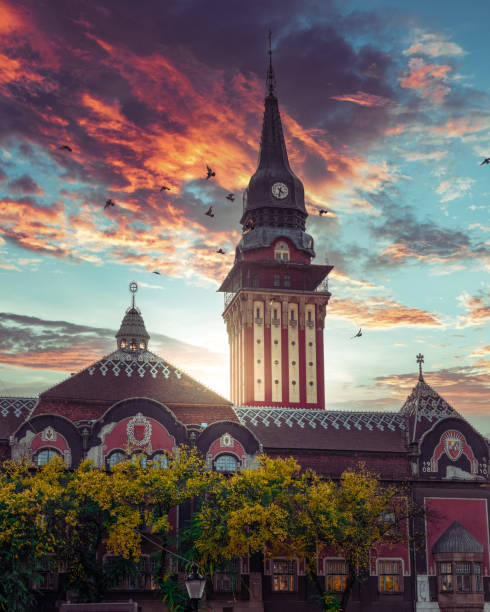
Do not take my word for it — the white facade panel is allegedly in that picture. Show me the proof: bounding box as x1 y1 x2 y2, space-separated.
270 301 282 403
305 304 317 404
253 301 265 402
288 303 300 403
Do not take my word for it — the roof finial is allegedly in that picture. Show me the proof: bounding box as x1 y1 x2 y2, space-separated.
266 28 276 96
416 353 424 381
129 281 138 309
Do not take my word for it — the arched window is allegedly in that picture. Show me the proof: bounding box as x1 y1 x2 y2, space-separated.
274 241 290 262
120 339 127 349
130 339 137 351
108 451 126 469
151 453 168 469
139 340 146 350
215 454 238 472
132 453 147 468
36 448 61 467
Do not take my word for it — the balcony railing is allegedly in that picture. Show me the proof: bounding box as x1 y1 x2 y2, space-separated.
315 279 330 294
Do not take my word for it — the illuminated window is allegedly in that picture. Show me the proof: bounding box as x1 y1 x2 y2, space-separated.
438 562 452 592
274 241 290 261
378 560 402 593
120 339 127 349
215 454 238 472
139 340 146 350
272 559 296 592
130 339 138 351
36 448 61 467
108 451 126 469
326 560 347 592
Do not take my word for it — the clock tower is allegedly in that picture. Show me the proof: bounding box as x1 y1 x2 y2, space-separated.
218 47 332 409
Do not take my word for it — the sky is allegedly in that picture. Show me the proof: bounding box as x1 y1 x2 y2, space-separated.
0 0 488 432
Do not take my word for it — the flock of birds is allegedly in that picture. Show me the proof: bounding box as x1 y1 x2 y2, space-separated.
57 144 490 341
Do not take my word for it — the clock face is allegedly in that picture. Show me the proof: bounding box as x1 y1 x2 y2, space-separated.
272 182 288 199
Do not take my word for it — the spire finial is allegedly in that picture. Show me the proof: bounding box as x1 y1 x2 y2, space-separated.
266 28 276 96
129 281 138 309
416 353 424 381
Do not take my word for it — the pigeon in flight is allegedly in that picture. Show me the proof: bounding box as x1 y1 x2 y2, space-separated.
104 198 115 210
319 208 329 216
160 185 171 191
205 206 214 217
216 248 226 254
480 158 490 166
351 328 362 339
206 165 216 180
152 271 161 275
226 193 235 202
58 145 72 152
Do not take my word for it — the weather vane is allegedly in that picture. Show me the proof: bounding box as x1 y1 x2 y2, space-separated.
129 281 138 308
416 353 424 381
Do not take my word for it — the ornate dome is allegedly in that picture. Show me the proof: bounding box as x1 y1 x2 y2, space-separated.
115 282 150 352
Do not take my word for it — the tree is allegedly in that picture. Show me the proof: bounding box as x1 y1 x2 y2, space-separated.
193 456 417 612
0 447 216 609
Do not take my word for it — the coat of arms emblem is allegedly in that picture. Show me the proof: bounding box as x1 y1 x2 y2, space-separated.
443 430 463 461
127 412 152 447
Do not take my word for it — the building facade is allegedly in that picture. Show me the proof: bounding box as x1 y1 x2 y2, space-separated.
1 56 490 612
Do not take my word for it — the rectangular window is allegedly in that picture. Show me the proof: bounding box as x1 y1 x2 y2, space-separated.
283 275 291 288
273 274 280 288
379 510 398 536
438 562 453 592
214 558 241 593
378 560 402 593
272 559 296 592
455 561 471 593
326 560 347 593
474 563 482 592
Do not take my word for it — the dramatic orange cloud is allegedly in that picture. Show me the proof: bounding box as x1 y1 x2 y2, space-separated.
329 296 443 328
400 58 451 103
457 292 490 328
331 91 390 107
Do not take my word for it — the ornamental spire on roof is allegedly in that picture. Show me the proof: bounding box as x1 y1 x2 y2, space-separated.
115 282 150 352
266 29 276 97
416 353 424 381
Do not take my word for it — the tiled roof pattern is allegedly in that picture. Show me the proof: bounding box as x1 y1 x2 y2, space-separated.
40 349 231 407
433 521 484 554
400 379 460 442
401 380 458 420
234 407 408 451
0 397 38 438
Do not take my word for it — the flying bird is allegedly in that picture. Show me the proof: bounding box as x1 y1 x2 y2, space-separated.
206 165 216 180
319 208 329 216
205 206 214 217
58 145 72 152
351 328 362 339
480 157 490 165
216 248 226 254
226 193 235 202
104 198 115 210
152 271 161 275
160 185 171 191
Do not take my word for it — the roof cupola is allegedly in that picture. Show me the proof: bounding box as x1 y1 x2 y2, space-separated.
115 281 150 352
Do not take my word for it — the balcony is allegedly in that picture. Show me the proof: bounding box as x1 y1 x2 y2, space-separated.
315 279 329 294
224 292 235 308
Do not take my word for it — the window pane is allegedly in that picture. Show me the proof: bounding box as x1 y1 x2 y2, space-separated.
109 451 126 468
379 560 401 593
272 560 296 592
37 449 59 466
216 455 238 472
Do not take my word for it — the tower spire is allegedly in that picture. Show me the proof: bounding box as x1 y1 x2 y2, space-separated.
266 29 276 96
